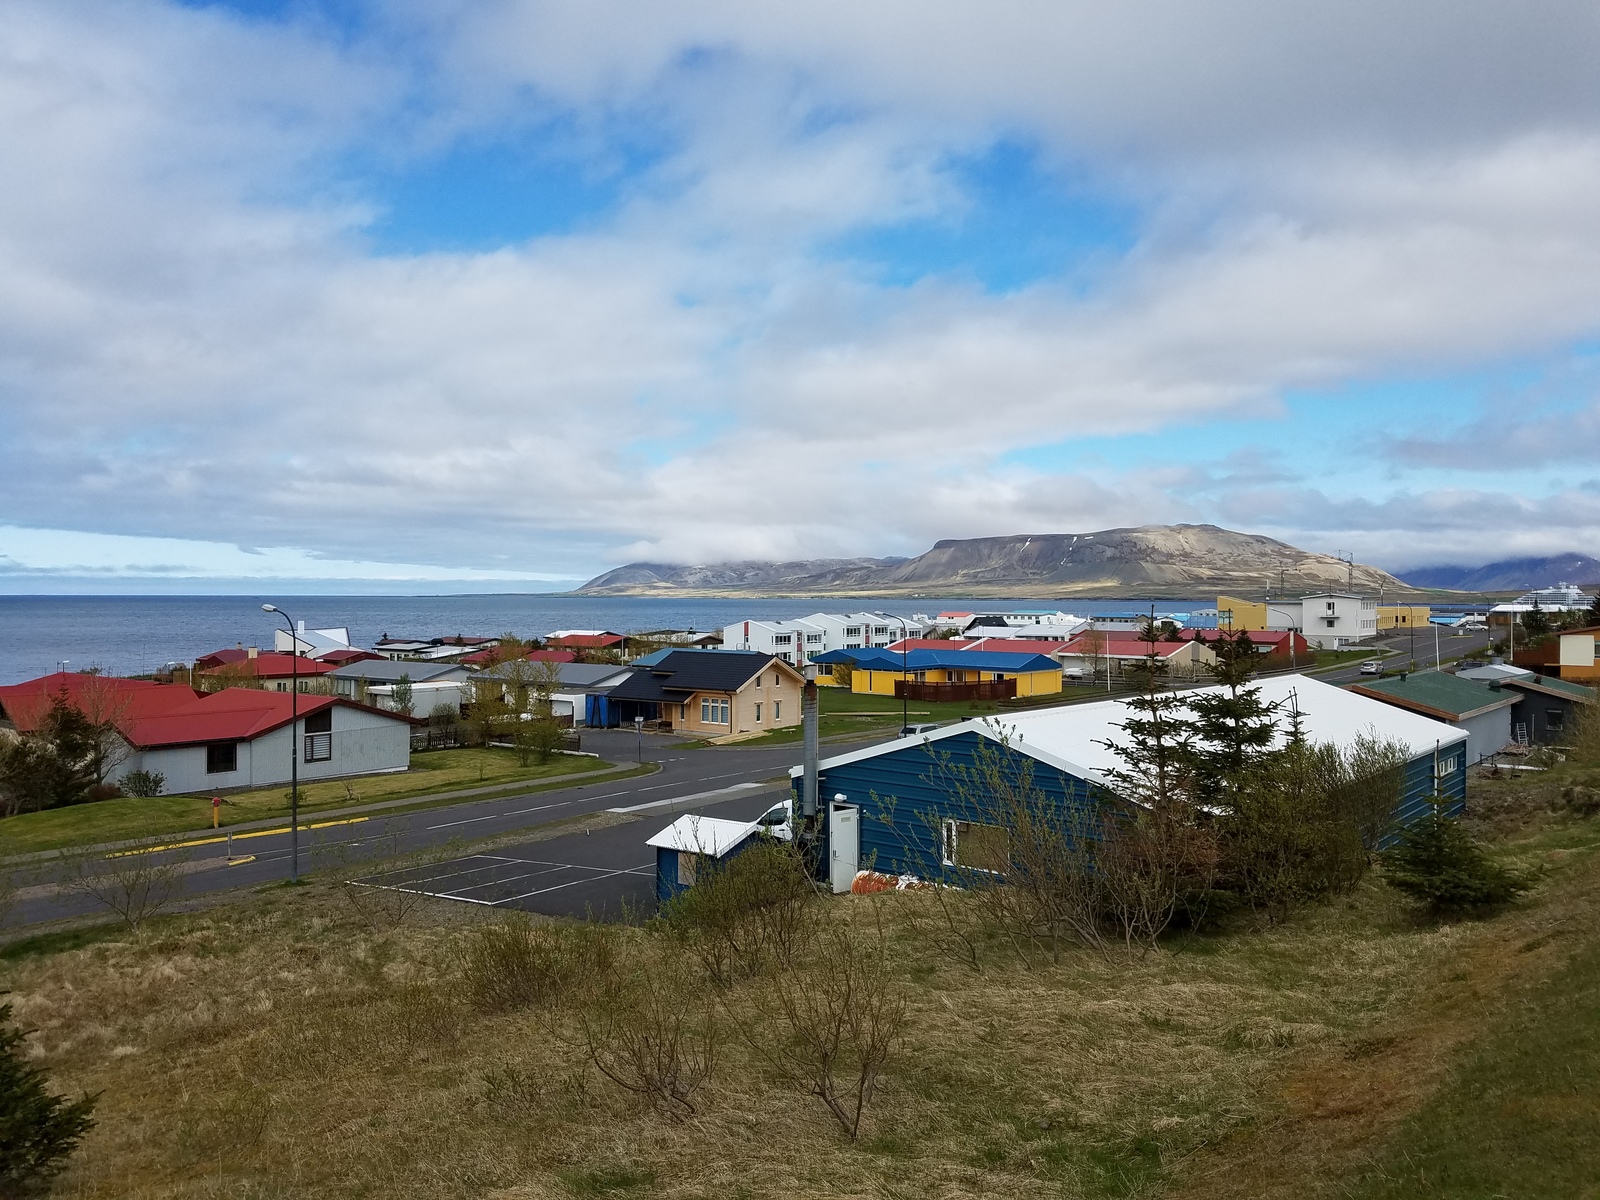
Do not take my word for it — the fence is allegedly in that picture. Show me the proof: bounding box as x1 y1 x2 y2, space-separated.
894 679 1017 702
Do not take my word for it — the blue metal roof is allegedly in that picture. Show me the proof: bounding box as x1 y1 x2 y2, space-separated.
812 647 1060 673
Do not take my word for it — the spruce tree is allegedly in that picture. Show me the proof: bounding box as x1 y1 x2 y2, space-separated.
1380 799 1530 915
1186 628 1280 807
0 1001 96 1195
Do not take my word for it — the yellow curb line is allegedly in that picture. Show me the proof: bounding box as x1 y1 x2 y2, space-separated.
105 816 368 857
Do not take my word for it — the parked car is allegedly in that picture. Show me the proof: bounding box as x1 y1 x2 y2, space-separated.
900 722 941 738
756 799 793 842
1359 660 1383 675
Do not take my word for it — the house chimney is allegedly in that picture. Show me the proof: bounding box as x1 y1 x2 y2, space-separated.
248 646 259 660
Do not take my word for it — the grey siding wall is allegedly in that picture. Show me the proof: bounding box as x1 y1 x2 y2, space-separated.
111 707 410 795
1459 706 1511 763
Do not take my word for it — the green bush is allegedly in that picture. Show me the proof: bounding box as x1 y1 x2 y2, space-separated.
119 770 165 798
1380 800 1532 916
0 1000 97 1195
659 839 816 984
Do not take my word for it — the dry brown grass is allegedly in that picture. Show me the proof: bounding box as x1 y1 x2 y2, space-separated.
6 801 1598 1200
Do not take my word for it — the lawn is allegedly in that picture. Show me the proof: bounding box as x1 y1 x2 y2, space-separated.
8 777 1596 1199
736 683 1112 745
0 747 615 856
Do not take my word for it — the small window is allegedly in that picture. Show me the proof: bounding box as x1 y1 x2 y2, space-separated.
1435 756 1458 777
941 819 1009 873
677 851 698 886
1548 709 1565 731
304 733 332 762
773 700 781 720
772 672 780 687
754 702 762 723
304 709 332 734
206 742 237 774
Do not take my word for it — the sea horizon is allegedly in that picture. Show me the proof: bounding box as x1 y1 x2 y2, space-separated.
0 593 1210 685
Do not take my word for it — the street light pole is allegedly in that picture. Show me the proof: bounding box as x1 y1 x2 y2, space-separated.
262 604 300 882
881 612 910 733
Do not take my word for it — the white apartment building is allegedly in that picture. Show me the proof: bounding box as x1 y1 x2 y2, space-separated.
1267 592 1379 649
722 612 928 665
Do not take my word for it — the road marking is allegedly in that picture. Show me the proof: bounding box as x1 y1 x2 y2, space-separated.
425 799 573 831
106 816 368 857
607 780 771 815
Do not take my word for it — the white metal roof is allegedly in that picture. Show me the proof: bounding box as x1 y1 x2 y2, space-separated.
645 814 763 856
796 674 1467 787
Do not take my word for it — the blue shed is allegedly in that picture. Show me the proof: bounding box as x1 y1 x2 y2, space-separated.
794 674 1470 882
646 813 766 903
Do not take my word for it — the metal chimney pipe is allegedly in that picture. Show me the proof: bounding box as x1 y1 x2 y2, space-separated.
801 664 819 819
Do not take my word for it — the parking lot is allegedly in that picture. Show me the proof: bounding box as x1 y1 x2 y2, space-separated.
350 786 788 920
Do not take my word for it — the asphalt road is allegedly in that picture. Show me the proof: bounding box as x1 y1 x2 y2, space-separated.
350 788 787 923
1314 624 1492 684
8 729 819 929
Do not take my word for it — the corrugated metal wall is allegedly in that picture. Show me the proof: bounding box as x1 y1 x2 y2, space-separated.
818 730 1467 878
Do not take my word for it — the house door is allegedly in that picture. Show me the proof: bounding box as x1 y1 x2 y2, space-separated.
829 802 859 894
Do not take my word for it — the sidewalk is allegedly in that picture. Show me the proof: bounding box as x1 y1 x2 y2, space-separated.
3 759 655 865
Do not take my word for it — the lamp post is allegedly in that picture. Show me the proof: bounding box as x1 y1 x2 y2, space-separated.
261 604 301 882
1264 606 1300 671
634 714 644 763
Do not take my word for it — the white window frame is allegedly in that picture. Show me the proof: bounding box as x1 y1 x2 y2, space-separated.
754 702 762 723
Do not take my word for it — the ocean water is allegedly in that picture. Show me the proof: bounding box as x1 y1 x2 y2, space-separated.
0 594 1208 685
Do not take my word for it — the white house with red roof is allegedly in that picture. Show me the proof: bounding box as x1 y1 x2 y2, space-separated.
0 673 414 795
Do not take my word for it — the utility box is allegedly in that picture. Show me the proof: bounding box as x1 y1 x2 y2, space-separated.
828 801 859 894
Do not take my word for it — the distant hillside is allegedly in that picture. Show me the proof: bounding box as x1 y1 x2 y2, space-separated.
1399 553 1600 593
577 524 1419 599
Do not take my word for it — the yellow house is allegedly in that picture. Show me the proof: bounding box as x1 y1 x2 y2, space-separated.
1217 595 1269 631
1378 604 1432 630
825 649 1063 698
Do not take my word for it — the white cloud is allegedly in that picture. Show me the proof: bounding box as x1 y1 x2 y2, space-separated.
5 0 1600 584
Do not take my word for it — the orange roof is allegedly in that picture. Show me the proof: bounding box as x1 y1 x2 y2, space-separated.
198 653 336 679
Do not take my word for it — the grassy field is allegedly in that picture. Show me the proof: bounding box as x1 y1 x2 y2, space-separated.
0 747 614 856
7 771 1597 1199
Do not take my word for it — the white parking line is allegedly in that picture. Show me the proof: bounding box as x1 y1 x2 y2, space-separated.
492 863 655 904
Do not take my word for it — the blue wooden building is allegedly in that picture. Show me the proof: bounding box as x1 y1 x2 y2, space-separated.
792 674 1470 882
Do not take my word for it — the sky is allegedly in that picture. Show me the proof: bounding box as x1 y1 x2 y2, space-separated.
3 1 1600 593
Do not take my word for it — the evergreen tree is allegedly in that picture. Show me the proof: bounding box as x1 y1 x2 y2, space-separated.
1521 598 1550 641
1100 618 1196 813
1186 629 1280 807
1380 798 1531 915
0 1000 96 1195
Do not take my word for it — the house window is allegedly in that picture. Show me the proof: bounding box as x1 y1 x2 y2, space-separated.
845 627 861 637
680 703 688 721
941 819 1009 873
1548 709 1565 731
699 697 730 724
817 663 833 676
773 634 792 645
945 670 959 682
806 634 822 644
304 710 332 733
304 733 332 762
206 742 238 774
677 851 698 886
755 702 763 722
773 700 781 720
772 672 780 687
1435 756 1459 777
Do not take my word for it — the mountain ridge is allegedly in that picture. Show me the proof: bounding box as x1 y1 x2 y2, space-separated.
1398 553 1600 593
576 524 1428 599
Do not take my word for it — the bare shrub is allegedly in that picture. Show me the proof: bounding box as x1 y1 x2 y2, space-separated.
737 918 905 1140
458 913 616 1012
576 950 718 1116
318 825 452 933
67 839 188 935
659 838 818 984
